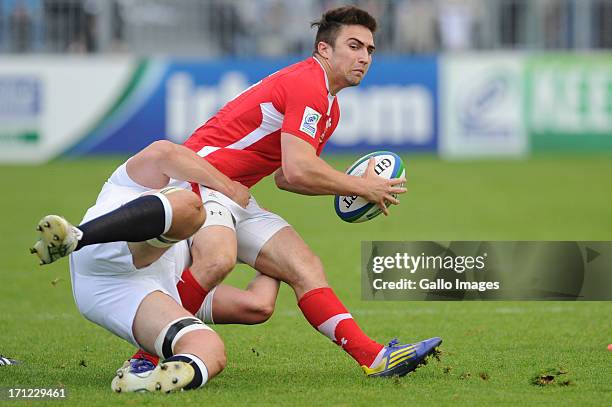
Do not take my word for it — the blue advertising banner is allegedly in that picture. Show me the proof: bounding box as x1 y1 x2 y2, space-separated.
64 56 438 156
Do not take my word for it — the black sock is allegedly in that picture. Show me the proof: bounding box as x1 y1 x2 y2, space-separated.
75 195 168 250
163 354 208 390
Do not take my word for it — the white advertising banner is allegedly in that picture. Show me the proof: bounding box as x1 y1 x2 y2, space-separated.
0 57 135 163
440 54 528 159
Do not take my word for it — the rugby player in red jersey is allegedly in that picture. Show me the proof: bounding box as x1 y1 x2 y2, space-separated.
171 5 442 378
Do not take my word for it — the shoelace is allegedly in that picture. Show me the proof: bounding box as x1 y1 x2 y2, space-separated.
129 358 156 374
388 338 400 347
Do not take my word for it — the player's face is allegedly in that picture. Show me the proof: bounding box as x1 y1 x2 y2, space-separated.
329 25 375 89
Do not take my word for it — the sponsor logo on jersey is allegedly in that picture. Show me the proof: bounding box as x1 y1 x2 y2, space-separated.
299 106 322 138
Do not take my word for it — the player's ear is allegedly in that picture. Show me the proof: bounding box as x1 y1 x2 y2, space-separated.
317 41 333 59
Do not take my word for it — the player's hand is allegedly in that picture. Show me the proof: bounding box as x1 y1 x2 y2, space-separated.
361 158 406 216
230 181 251 208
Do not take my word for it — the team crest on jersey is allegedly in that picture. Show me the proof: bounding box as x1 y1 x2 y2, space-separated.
299 107 322 138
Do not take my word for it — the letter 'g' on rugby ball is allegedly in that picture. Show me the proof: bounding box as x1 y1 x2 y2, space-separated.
334 151 405 223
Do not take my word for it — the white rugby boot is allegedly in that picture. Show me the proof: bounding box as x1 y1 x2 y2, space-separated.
111 359 195 393
30 215 82 265
0 355 21 365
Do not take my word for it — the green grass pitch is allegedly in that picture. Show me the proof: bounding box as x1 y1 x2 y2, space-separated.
0 154 610 406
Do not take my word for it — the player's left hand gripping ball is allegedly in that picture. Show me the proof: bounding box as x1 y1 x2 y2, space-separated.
334 151 405 223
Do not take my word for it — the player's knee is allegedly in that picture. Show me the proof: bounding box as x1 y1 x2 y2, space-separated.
148 140 176 159
192 251 236 284
165 190 205 239
212 252 236 275
246 299 275 324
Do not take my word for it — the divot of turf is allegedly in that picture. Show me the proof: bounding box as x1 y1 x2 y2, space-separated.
531 368 573 387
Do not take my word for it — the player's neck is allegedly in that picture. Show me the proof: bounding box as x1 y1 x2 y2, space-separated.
313 54 342 96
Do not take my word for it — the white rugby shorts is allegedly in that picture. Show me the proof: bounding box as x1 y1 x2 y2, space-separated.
194 184 290 267
69 161 196 348
69 160 288 347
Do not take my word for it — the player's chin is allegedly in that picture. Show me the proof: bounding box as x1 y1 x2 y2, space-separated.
345 74 363 86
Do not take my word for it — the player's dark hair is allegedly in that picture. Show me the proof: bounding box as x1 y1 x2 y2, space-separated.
311 6 377 54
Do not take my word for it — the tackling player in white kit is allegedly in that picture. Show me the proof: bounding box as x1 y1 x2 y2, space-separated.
32 141 252 392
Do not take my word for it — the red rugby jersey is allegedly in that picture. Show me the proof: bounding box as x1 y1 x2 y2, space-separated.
183 57 340 187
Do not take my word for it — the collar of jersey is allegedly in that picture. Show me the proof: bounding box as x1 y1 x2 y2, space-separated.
312 56 332 96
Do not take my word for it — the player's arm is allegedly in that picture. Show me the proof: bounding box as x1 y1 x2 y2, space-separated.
278 133 405 215
126 140 250 207
274 167 319 196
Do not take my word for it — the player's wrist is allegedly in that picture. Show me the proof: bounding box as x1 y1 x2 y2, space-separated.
349 176 370 198
224 182 238 200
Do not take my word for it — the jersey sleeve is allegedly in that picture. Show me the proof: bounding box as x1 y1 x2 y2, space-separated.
277 79 329 149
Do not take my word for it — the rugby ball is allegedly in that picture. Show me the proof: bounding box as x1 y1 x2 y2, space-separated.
334 151 405 223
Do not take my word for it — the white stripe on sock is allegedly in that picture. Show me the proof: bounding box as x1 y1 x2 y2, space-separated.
170 324 212 354
369 347 387 369
176 353 209 388
196 286 217 324
316 313 352 342
153 192 173 234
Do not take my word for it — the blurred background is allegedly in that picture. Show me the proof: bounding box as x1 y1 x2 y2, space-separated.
0 0 611 163
0 0 612 163
2 0 612 55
